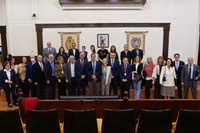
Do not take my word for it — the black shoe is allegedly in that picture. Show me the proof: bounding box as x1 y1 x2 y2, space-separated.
8 104 13 108
13 103 19 106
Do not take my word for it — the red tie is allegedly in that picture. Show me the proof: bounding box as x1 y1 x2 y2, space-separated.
125 51 127 56
81 60 83 68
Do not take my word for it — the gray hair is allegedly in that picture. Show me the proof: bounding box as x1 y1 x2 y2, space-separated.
147 56 154 66
188 57 194 61
69 55 75 59
102 58 108 62
48 54 54 58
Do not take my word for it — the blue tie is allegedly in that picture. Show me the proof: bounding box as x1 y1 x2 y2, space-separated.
51 62 54 76
93 62 95 75
188 65 192 79
48 48 51 54
111 60 114 67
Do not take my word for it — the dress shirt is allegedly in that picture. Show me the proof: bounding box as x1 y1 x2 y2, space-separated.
49 61 54 76
136 50 139 55
188 64 194 79
111 59 115 67
71 63 75 77
4 69 11 88
73 49 76 56
38 62 44 71
92 61 96 75
175 61 179 71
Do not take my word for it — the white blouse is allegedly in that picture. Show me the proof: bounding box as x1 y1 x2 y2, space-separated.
4 69 11 88
160 66 177 86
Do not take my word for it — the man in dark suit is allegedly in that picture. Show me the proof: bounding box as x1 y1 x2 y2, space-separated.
65 55 76 96
181 57 200 99
119 57 132 99
120 44 132 64
81 46 88 61
108 52 119 95
44 54 56 99
132 44 143 62
26 54 36 97
32 55 45 99
75 52 88 95
86 53 102 95
68 43 80 61
172 53 185 99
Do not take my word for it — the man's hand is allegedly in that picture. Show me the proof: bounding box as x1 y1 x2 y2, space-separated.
195 77 198 80
65 79 68 83
111 76 114 79
58 79 61 83
160 83 163 86
29 80 32 83
181 82 184 86
47 81 50 84
152 80 155 85
81 75 85 79
92 75 96 80
34 82 38 85
15 85 18 88
107 82 110 85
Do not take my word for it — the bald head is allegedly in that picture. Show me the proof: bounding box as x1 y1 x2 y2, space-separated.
48 54 54 62
37 55 43 63
47 42 51 48
80 52 85 60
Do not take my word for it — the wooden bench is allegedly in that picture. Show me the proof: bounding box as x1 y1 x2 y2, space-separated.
18 92 200 123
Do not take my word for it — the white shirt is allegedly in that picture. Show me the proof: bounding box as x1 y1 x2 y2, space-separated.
175 61 179 70
4 69 11 88
73 49 76 55
48 47 51 51
135 63 139 72
71 63 75 77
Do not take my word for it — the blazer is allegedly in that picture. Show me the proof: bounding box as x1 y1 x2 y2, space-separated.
172 60 185 77
119 64 132 81
107 59 119 78
26 61 35 81
0 69 19 89
132 63 143 81
44 61 55 82
43 47 57 61
64 62 75 83
160 66 176 86
32 62 45 84
75 59 88 81
55 52 68 63
132 49 143 61
68 49 80 61
120 50 132 64
181 64 200 88
86 61 102 82
54 63 65 79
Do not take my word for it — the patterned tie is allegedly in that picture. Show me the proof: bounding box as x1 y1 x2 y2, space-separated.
40 63 44 72
93 62 95 75
125 51 127 56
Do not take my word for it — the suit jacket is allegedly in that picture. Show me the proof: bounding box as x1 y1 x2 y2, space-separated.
43 47 57 61
55 52 68 63
0 69 19 88
26 61 35 80
86 61 102 82
132 49 143 61
132 63 143 81
32 62 45 84
44 61 55 82
172 60 185 77
119 64 132 81
107 59 119 79
181 64 200 88
68 49 80 61
75 59 88 81
64 62 75 83
120 50 132 64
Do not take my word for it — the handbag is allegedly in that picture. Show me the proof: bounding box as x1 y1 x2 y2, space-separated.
14 87 19 98
162 66 166 82
134 73 141 82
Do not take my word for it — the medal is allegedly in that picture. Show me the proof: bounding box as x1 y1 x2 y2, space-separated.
124 73 127 76
61 71 64 74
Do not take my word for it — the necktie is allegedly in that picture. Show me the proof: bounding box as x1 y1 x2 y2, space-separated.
176 62 179 71
93 62 95 75
48 48 51 54
81 60 83 68
40 63 43 72
111 60 114 67
125 51 127 56
188 65 192 79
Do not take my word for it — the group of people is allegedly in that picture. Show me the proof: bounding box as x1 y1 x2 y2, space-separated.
0 41 200 107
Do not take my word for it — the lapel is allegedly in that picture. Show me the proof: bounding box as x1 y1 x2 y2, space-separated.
121 64 124 73
37 62 42 73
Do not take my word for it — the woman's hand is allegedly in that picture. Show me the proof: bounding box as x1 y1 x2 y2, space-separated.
107 82 110 85
15 85 18 88
142 76 145 79
58 79 61 83
132 77 135 81
160 83 163 86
